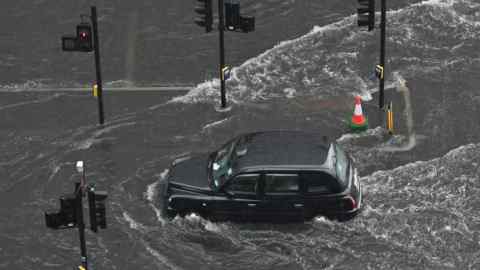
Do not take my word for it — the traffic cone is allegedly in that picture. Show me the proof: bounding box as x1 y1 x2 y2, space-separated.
349 96 368 132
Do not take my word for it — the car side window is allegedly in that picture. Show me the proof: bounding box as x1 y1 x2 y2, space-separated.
303 172 341 194
264 174 299 194
224 174 259 195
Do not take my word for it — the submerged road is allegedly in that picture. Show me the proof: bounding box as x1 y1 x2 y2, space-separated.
0 0 479 269
0 86 193 93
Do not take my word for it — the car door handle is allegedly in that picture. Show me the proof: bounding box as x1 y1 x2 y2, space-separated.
293 203 304 208
247 203 256 207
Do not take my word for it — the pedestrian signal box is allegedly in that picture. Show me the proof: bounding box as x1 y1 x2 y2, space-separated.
62 36 79 51
45 193 78 229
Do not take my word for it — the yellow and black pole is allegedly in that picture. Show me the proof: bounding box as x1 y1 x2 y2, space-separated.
92 83 98 97
386 101 394 134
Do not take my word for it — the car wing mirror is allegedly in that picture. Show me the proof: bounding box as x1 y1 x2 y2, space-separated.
236 148 247 157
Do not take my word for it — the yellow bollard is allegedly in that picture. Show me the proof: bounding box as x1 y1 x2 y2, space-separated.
386 101 394 134
92 83 98 97
78 266 86 270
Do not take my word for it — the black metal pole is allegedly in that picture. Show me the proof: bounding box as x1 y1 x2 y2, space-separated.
91 6 105 125
75 182 88 270
379 0 386 110
218 0 227 108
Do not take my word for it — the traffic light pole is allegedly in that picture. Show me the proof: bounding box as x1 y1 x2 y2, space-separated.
379 0 386 109
218 0 227 109
44 161 108 270
75 182 88 270
91 6 105 125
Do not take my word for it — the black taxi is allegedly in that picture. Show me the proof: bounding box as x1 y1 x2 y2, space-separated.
160 131 362 222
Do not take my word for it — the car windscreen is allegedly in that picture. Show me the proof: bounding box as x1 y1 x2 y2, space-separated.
211 138 236 188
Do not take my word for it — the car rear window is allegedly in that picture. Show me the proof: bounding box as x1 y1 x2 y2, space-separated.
225 174 259 194
264 174 299 194
335 145 349 186
303 172 342 194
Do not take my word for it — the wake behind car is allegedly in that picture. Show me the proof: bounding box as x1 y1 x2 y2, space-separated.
160 131 362 222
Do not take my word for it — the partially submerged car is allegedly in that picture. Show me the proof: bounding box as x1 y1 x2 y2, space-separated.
160 131 362 222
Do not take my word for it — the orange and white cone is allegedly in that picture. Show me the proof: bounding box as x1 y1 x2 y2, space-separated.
349 96 368 131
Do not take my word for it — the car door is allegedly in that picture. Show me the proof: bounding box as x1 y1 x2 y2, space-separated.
257 173 304 221
213 173 260 221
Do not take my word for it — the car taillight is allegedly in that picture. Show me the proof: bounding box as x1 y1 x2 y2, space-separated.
343 196 357 211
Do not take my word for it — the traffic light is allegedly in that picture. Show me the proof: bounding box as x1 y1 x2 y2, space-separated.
357 0 375 31
225 1 240 31
224 1 255 33
45 193 77 229
62 35 78 51
194 0 213 33
61 22 94 52
239 16 255 33
76 23 93 52
88 188 107 233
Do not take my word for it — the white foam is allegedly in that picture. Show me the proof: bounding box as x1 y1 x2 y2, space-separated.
73 121 136 150
159 168 169 180
337 126 385 143
46 162 63 184
0 80 50 91
171 16 359 105
0 94 62 111
143 241 182 270
144 168 169 202
185 213 202 223
204 221 222 233
283 88 296 99
173 0 473 106
368 143 479 181
379 73 417 152
145 180 159 203
144 168 169 225
122 212 147 232
201 117 232 132
123 213 180 270
150 204 166 226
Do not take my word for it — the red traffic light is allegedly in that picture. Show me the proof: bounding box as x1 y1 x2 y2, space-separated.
79 31 88 39
76 23 93 52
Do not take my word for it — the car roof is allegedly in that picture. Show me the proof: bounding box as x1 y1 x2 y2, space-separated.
233 130 334 173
